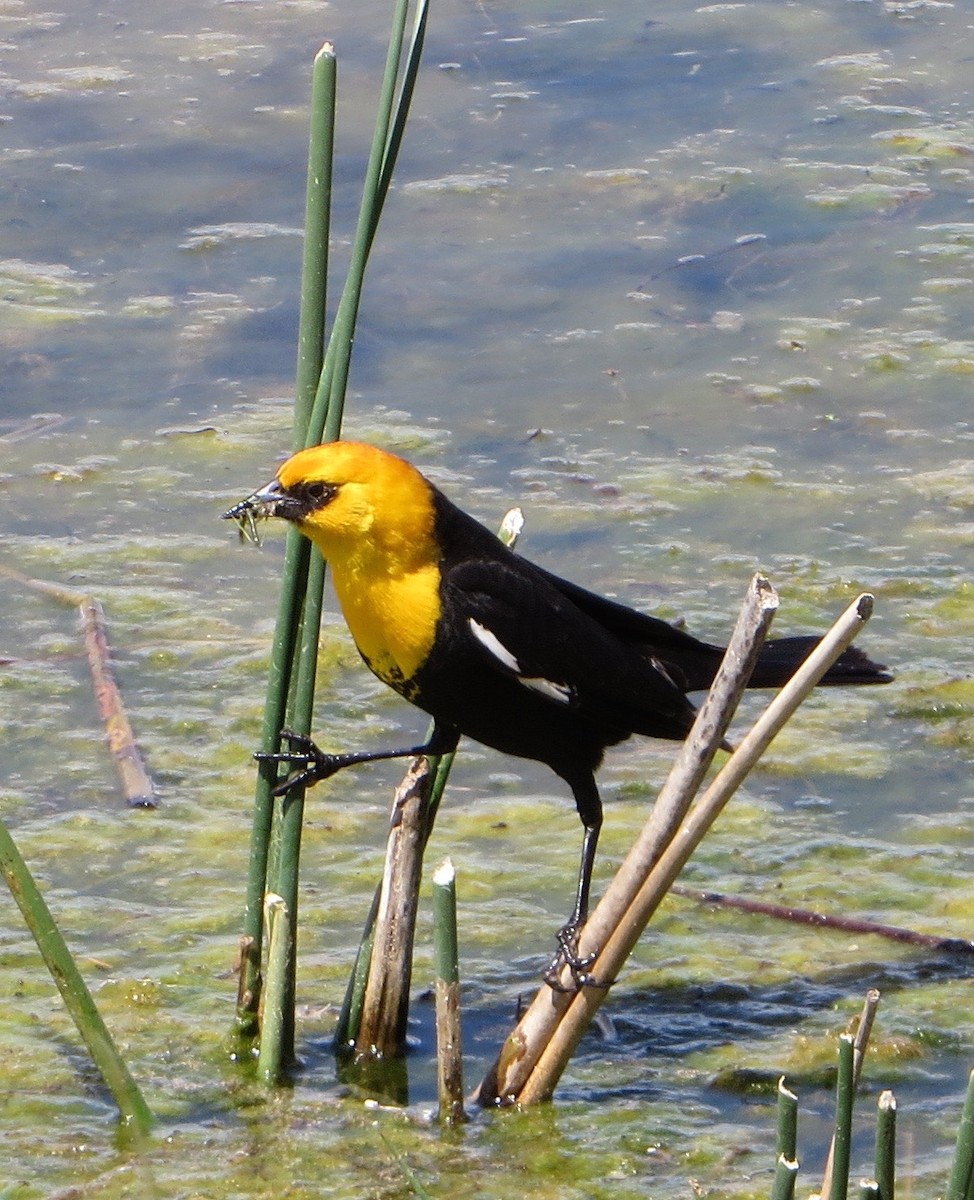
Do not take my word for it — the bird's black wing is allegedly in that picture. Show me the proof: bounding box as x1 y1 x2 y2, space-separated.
436 557 698 739
528 563 732 691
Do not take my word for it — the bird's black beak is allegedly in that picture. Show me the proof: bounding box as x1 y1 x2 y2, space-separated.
224 479 290 521
223 479 304 544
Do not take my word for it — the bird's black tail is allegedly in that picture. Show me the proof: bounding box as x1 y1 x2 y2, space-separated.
748 636 892 689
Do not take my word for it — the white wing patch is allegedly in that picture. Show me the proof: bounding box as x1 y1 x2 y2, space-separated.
650 655 679 688
469 619 521 672
521 676 574 704
468 618 574 705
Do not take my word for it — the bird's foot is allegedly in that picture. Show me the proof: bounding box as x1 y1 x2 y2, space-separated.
542 921 601 992
254 728 354 795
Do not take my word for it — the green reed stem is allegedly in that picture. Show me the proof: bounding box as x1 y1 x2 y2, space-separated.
236 5 429 1070
237 526 310 1038
0 815 152 1136
294 44 336 444
375 0 429 218
267 552 330 1078
829 1034 857 1200
311 0 429 448
945 1068 974 1200
874 1091 896 1200
335 893 379 1055
236 40 335 1038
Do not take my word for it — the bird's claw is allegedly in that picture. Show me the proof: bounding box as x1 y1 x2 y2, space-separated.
254 728 347 795
543 920 600 991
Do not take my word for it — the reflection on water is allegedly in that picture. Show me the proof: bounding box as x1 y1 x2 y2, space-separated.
1 1 973 1196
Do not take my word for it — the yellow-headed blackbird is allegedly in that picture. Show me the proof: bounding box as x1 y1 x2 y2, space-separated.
225 441 891 973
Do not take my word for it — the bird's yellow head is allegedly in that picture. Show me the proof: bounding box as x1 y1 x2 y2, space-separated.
224 441 438 573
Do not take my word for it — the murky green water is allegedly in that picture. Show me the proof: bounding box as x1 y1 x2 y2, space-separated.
2 0 974 1195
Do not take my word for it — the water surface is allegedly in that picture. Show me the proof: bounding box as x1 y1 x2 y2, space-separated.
1 1 973 1196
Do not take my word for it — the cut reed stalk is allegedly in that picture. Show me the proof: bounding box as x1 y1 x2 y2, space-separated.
874 1090 896 1200
771 1157 800 1200
332 746 449 1057
771 1076 800 1200
432 858 465 1125
355 758 434 1058
821 991 880 1198
257 894 291 1084
824 1034 857 1200
777 1075 799 1162
475 588 876 1106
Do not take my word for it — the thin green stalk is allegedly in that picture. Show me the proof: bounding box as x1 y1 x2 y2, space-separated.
237 528 311 1034
310 0 429 448
0 815 152 1136
828 1034 857 1200
261 551 327 1073
374 0 429 221
335 896 379 1054
422 748 456 840
945 1068 974 1200
294 44 336 444
859 1184 880 1199
874 1090 896 1200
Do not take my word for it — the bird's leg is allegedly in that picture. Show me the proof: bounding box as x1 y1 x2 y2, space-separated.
544 778 603 990
256 724 459 797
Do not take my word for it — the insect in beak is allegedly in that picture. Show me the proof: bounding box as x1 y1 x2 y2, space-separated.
223 480 288 546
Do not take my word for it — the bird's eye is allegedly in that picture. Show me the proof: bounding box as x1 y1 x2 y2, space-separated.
302 481 336 508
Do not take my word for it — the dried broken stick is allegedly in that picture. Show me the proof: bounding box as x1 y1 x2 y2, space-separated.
0 562 156 807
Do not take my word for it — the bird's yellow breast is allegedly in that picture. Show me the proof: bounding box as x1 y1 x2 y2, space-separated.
331 560 441 698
